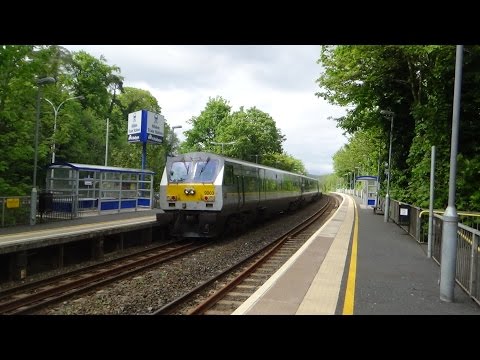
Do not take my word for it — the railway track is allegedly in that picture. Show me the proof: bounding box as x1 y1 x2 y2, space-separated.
154 195 338 315
0 239 210 314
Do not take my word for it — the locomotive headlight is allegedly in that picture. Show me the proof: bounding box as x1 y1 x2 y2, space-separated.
184 188 196 195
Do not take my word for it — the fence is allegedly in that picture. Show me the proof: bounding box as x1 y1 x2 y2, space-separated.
388 198 480 306
1 196 31 227
1 191 161 228
0 194 83 228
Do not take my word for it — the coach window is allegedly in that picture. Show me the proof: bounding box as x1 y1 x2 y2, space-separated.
224 164 234 185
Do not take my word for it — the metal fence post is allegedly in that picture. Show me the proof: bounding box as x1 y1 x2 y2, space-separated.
470 233 478 296
416 210 421 242
72 195 78 219
428 146 436 257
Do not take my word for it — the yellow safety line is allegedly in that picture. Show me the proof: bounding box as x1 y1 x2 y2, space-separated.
343 199 358 315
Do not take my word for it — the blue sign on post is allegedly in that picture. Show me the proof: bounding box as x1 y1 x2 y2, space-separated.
127 110 165 144
127 110 165 173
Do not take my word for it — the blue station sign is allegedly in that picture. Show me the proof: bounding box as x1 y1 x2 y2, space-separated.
127 110 165 144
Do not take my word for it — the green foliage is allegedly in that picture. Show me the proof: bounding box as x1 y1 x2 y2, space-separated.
332 128 382 181
181 96 231 152
65 51 123 118
318 173 339 192
0 45 168 196
214 106 284 159
261 153 306 174
0 45 49 194
320 45 480 211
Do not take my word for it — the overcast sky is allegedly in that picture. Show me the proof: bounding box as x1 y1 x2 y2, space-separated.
63 45 347 175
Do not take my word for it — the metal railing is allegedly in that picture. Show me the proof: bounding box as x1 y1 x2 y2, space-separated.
1 194 83 228
1 191 158 228
387 198 480 306
430 214 480 305
389 200 423 240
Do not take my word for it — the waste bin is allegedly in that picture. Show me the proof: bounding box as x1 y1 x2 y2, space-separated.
398 203 410 225
39 192 53 213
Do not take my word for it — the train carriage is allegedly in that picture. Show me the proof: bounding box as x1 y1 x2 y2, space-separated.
158 152 321 238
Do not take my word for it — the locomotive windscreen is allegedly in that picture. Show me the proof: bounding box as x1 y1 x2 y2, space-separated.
169 161 192 182
169 159 219 183
193 159 218 182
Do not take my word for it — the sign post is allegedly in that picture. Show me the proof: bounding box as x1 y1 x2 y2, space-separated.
128 110 165 197
127 110 165 170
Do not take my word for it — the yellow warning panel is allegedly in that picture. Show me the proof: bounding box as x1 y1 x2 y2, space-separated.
6 198 20 208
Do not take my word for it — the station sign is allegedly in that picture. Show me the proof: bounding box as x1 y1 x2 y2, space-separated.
127 110 165 144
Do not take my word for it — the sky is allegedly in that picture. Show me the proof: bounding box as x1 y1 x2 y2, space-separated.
63 45 348 175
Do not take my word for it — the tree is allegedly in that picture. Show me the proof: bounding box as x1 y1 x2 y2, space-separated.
214 106 285 160
44 50 124 168
0 45 62 194
262 152 306 174
318 45 480 211
181 96 231 153
332 128 383 179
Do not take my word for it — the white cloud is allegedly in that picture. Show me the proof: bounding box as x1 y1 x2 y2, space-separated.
63 45 348 175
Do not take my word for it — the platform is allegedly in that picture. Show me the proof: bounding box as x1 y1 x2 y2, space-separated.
233 193 480 315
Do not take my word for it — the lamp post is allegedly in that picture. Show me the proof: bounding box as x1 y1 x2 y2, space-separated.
44 95 84 164
354 166 360 196
344 173 350 193
31 77 56 226
440 45 463 302
169 125 182 156
211 141 236 154
380 109 394 223
105 118 109 166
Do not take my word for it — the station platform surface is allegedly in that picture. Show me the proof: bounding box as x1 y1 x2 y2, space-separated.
0 208 162 236
0 208 163 253
233 193 480 315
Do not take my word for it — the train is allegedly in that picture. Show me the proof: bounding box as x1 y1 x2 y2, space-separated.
157 151 321 238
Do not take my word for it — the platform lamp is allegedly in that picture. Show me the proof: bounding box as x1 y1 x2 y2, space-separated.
380 109 394 223
44 95 85 164
31 77 56 226
169 125 182 156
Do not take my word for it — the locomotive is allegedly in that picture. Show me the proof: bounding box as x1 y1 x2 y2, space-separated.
158 152 321 238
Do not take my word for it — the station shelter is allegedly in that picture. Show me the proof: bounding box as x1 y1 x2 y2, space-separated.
355 175 379 208
45 162 155 215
